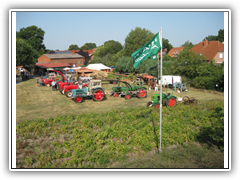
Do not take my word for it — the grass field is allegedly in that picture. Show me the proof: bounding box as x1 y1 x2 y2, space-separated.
15 76 224 168
16 76 224 122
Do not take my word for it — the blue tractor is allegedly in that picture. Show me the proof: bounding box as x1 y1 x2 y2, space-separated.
71 79 106 103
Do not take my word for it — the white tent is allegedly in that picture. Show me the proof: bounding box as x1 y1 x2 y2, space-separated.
86 63 111 71
63 67 71 70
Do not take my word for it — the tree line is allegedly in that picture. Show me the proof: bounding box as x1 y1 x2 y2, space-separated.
16 25 224 91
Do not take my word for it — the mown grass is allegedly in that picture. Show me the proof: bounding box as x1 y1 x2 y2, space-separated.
16 100 224 168
16 77 224 122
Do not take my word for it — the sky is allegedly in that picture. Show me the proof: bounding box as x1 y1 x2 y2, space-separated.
15 10 224 51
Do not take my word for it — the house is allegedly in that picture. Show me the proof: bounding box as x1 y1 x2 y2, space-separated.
168 47 185 58
37 53 85 68
191 40 224 64
50 48 97 64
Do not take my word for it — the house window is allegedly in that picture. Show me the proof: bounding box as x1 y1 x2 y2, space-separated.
200 53 203 56
219 53 223 58
78 60 80 64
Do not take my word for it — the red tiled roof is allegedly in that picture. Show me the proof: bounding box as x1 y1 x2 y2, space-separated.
70 48 96 56
191 40 224 60
16 66 23 69
35 62 72 68
168 47 185 57
83 48 96 56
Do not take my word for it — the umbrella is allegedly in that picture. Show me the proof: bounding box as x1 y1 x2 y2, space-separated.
144 75 155 79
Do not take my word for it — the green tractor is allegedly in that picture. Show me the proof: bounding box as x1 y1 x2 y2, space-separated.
110 81 147 99
147 93 177 109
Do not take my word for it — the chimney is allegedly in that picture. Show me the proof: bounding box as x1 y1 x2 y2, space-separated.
204 40 208 47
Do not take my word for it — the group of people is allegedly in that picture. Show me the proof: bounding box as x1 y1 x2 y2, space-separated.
20 69 30 81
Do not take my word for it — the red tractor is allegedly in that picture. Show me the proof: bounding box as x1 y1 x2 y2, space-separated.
42 77 58 87
62 83 88 97
51 70 76 91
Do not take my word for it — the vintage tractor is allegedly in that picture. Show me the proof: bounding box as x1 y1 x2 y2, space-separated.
147 93 177 109
71 79 106 103
42 77 58 87
62 82 88 97
110 81 147 99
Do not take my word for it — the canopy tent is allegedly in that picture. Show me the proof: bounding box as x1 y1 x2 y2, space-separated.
86 63 111 71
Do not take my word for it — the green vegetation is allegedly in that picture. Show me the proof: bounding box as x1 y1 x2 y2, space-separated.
16 96 224 168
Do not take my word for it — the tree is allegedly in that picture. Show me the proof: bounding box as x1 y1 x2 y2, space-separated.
181 40 194 48
68 44 79 50
80 43 96 50
162 38 173 53
123 27 155 57
86 43 96 49
115 56 134 74
203 29 224 42
16 38 39 68
93 40 123 58
16 25 46 55
217 29 224 43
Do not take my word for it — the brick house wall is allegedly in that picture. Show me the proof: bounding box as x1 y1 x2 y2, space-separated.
50 58 84 67
37 54 85 67
213 52 224 64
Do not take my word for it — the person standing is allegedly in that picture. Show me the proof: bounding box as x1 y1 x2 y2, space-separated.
51 80 56 91
39 77 42 87
154 80 158 91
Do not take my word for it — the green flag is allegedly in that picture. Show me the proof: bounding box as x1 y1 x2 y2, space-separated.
131 32 161 68
151 54 158 60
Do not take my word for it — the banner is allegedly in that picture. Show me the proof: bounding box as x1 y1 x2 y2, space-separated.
151 54 158 60
131 32 161 68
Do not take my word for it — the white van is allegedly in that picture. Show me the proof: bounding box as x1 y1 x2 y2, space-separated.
159 75 181 86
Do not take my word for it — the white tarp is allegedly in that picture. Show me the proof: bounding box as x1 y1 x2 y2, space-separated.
86 63 111 71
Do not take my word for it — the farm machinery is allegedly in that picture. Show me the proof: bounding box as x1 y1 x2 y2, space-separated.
147 93 177 109
62 82 88 97
71 79 106 103
173 82 187 92
109 81 147 99
42 77 58 87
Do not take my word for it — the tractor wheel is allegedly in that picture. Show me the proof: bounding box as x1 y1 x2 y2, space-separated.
166 97 177 107
155 103 161 109
113 92 118 97
125 94 131 100
74 96 83 103
46 83 50 87
147 101 153 108
92 89 105 101
137 88 147 98
66 90 73 98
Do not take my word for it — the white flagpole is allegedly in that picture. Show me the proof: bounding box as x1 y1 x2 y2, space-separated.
159 27 163 153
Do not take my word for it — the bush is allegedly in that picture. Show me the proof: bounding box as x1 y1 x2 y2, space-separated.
192 76 216 90
197 107 224 150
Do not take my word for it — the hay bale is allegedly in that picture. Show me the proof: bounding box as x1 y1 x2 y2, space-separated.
89 71 108 79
